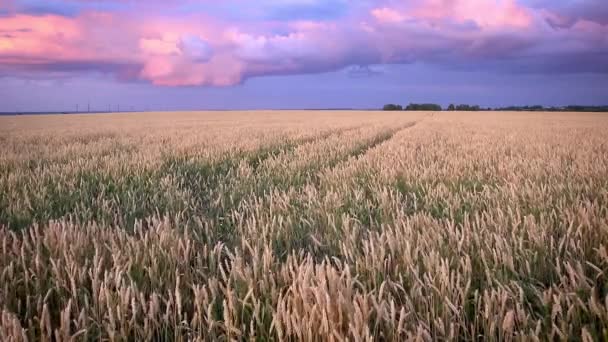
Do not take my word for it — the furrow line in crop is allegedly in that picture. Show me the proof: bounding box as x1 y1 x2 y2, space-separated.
320 121 418 172
196 123 419 250
0 126 359 231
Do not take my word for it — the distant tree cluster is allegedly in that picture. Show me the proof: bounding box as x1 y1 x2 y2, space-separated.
405 103 442 111
382 104 403 111
381 103 608 112
496 105 546 111
564 105 608 112
495 105 608 112
447 104 481 111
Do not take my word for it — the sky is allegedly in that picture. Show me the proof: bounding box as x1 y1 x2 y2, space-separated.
0 0 607 111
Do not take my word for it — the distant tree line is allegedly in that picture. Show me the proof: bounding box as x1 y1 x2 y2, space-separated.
383 103 444 111
497 105 545 112
382 104 403 111
381 103 480 111
405 103 442 111
447 104 484 111
495 105 608 112
382 103 608 112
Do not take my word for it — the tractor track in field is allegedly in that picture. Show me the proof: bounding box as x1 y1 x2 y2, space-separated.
325 119 420 168
246 125 364 171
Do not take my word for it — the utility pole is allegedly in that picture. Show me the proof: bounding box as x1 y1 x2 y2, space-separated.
76 104 79 113
87 101 90 113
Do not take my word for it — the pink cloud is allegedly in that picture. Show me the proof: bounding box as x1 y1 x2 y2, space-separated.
1 1 606 86
371 8 405 23
139 37 182 56
0 12 138 71
0 15 81 58
139 53 245 86
373 0 532 29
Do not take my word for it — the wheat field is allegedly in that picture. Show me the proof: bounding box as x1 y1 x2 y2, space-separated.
0 110 607 341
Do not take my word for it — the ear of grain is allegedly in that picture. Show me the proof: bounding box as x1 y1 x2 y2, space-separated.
0 110 607 340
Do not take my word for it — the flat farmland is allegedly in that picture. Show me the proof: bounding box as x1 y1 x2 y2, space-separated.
1 111 607 340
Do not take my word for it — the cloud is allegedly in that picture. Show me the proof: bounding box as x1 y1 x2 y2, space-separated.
0 0 607 86
526 0 608 27
139 38 181 56
371 7 405 23
346 65 384 78
5 0 132 17
137 34 226 86
372 0 532 28
180 35 213 62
